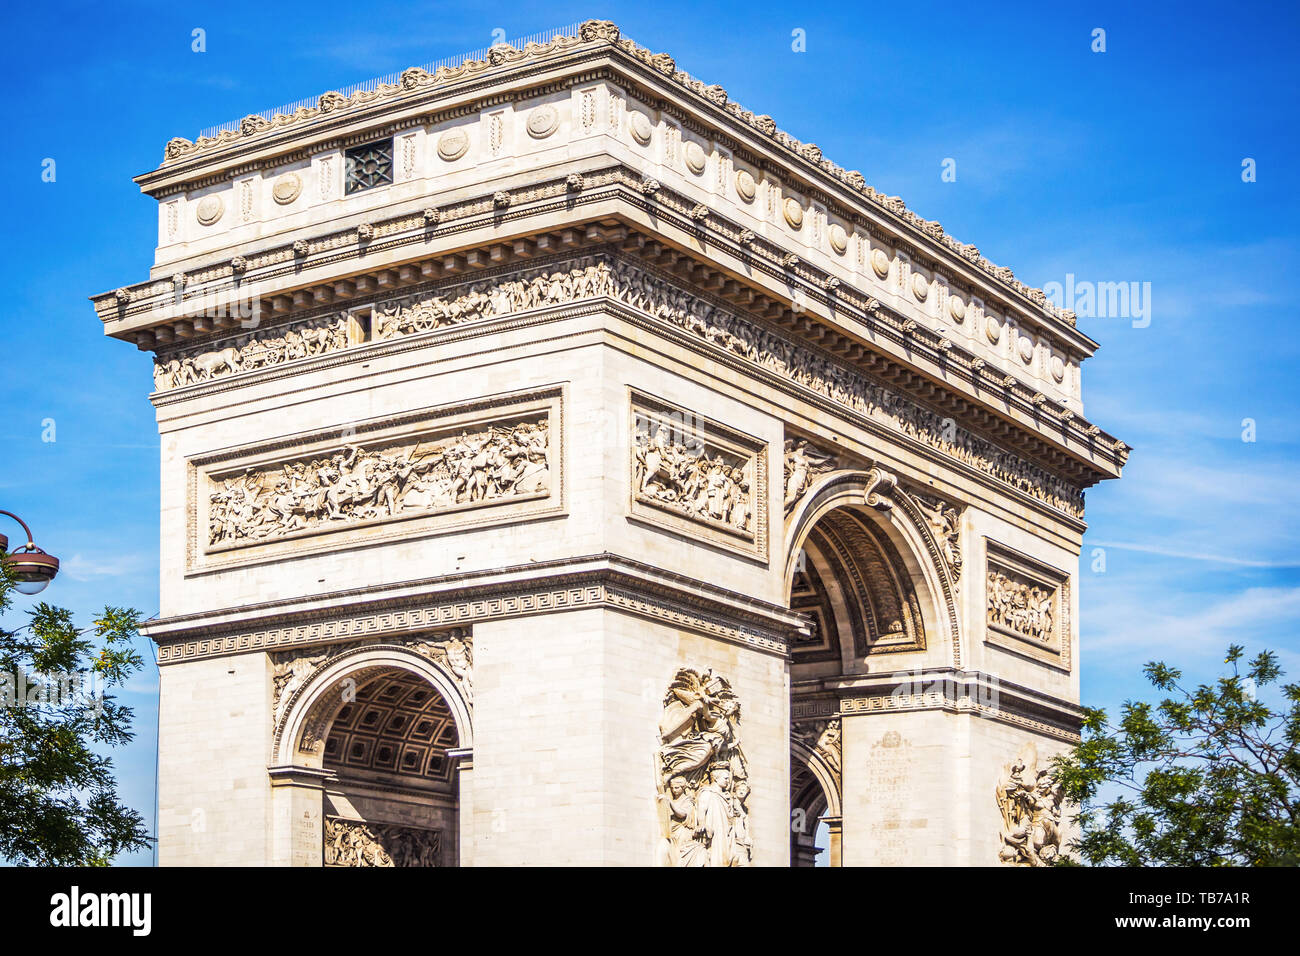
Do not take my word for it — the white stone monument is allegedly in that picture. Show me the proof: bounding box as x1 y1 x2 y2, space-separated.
92 20 1125 866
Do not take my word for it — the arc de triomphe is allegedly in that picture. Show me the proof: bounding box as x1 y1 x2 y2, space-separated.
93 20 1125 866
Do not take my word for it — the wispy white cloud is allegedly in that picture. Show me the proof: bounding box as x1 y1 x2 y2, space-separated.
1087 539 1300 569
1085 581 1300 677
61 551 153 583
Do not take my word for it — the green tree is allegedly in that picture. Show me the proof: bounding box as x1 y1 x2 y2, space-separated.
0 559 151 865
1053 645 1299 866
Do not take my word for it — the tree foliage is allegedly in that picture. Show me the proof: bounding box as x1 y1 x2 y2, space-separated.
0 559 151 865
1053 645 1300 866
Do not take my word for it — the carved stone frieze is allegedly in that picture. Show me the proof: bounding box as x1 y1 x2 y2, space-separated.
323 816 441 867
156 253 1084 515
995 742 1064 866
655 667 752 867
374 257 613 338
154 313 348 389
206 419 549 549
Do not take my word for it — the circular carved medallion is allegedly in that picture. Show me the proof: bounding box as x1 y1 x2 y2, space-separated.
783 197 804 229
526 105 559 139
735 169 756 203
437 128 470 162
272 172 302 205
1050 355 1066 382
871 248 891 279
986 315 1002 343
629 112 653 146
684 141 707 175
1018 336 1035 363
828 223 848 255
195 194 224 226
949 295 966 322
911 272 929 300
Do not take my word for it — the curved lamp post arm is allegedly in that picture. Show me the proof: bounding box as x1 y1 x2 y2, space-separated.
0 510 60 594
0 510 37 549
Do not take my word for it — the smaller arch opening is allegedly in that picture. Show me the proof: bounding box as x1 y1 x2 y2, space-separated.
322 670 460 787
790 735 841 867
286 657 469 868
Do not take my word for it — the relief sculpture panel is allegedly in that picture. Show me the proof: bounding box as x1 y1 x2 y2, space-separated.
995 742 1064 866
984 540 1070 669
323 817 441 867
630 393 767 559
207 419 549 549
187 387 562 570
655 667 752 867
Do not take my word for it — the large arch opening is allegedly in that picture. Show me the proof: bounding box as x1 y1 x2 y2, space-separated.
276 644 473 867
784 469 958 868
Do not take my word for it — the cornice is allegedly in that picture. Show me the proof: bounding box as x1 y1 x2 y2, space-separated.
134 19 1085 341
92 168 1128 484
802 667 1085 743
141 552 807 663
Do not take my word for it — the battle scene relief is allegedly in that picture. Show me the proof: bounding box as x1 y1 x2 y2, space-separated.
206 417 550 549
631 404 761 544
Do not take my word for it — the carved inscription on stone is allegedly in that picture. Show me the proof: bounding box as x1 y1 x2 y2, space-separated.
323 817 441 867
655 667 752 866
207 419 549 549
995 742 1064 866
633 409 756 538
864 730 921 865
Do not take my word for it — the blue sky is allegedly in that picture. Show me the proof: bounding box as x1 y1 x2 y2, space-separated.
1 1 1297 865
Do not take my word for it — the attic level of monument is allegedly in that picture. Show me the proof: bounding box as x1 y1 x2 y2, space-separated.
128 21 1089 346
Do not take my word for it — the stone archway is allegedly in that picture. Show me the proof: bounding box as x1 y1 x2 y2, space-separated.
784 468 964 867
790 728 842 867
784 468 962 671
270 639 474 867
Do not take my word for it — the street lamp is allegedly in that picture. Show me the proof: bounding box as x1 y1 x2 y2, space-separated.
0 510 60 595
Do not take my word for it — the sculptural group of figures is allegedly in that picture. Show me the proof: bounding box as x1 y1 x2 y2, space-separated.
655 668 753 867
323 817 440 867
154 315 348 389
208 420 549 546
633 420 752 534
995 744 1064 866
987 568 1055 642
151 252 1079 516
375 260 615 336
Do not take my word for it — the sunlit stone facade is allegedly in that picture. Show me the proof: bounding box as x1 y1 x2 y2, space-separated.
95 20 1125 866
